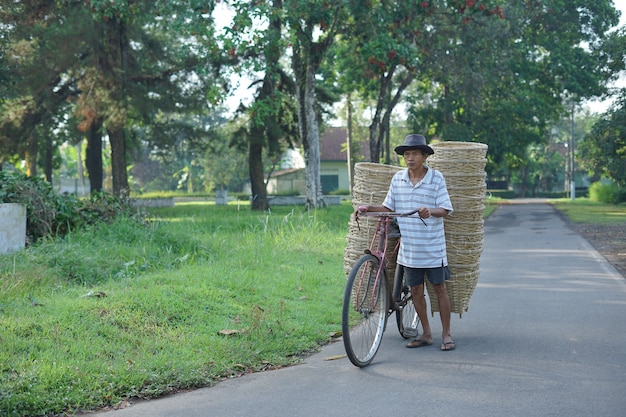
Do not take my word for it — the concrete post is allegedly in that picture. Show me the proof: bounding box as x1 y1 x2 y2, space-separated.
0 203 27 253
215 189 228 205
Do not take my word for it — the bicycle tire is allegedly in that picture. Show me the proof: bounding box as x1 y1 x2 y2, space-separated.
342 254 389 367
393 265 420 339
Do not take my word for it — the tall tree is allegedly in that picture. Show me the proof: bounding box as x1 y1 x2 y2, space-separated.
220 0 301 210
80 0 220 195
0 2 77 176
1 1 221 195
338 0 423 163
335 0 503 163
251 0 297 210
286 0 347 208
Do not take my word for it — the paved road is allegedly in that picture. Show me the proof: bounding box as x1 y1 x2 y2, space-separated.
94 203 626 417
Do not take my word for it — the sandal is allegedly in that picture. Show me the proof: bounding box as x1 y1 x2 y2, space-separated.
441 341 456 351
406 339 433 348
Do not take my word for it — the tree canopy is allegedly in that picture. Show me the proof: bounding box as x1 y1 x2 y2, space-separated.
580 88 626 187
1 0 624 202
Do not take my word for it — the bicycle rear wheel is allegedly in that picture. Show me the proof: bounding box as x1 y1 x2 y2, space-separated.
393 265 420 339
342 254 389 367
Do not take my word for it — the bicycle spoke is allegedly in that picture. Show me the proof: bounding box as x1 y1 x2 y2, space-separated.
394 267 420 339
342 255 388 367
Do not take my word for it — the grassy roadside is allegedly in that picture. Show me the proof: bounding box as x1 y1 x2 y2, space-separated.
549 197 626 224
0 202 352 416
485 196 626 225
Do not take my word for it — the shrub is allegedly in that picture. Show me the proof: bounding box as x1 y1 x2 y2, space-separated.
588 181 626 204
0 171 141 244
272 190 300 196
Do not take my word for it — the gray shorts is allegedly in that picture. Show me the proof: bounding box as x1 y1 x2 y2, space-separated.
403 265 451 286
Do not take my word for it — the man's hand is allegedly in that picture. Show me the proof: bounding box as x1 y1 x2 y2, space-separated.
353 205 368 219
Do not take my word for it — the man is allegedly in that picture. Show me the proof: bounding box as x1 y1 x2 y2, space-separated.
357 134 455 351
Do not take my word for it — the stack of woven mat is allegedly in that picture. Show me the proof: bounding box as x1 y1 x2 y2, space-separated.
343 143 488 317
426 141 488 317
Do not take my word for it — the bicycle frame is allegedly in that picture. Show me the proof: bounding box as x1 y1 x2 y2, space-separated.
355 208 423 313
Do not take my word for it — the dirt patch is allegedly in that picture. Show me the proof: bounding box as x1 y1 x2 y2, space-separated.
568 222 626 279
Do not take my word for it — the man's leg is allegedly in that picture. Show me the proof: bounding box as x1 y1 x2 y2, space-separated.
410 284 432 343
433 282 454 350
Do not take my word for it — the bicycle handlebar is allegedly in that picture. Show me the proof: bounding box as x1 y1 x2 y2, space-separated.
355 206 427 227
356 206 420 218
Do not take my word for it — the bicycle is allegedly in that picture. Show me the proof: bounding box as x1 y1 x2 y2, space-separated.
342 206 425 367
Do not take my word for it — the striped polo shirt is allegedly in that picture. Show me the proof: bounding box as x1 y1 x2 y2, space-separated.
382 167 453 268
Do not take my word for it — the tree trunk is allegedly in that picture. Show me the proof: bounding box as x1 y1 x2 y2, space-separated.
369 113 382 163
368 70 391 163
302 68 325 209
443 84 453 125
245 0 282 211
101 19 128 196
76 142 85 195
44 135 53 183
249 141 269 210
368 68 414 164
107 127 128 195
520 164 529 198
25 134 37 177
292 37 326 209
346 96 354 193
85 117 103 193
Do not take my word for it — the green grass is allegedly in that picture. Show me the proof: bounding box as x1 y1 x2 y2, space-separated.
549 198 626 224
0 203 351 416
484 196 501 218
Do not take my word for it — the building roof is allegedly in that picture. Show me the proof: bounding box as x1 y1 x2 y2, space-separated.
269 167 303 178
320 127 371 162
271 128 371 178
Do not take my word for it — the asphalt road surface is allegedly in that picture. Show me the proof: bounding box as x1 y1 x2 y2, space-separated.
92 202 626 417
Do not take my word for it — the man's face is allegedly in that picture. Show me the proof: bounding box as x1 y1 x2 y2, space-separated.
403 149 427 169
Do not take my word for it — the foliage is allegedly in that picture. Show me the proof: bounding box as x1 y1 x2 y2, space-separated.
0 202 352 416
200 128 250 192
1 0 625 206
407 0 624 179
505 141 566 197
0 1 223 194
334 0 506 163
588 181 626 204
579 89 626 187
0 171 140 243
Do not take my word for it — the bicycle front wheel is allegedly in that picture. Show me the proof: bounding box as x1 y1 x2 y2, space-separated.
342 254 389 367
393 265 420 339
